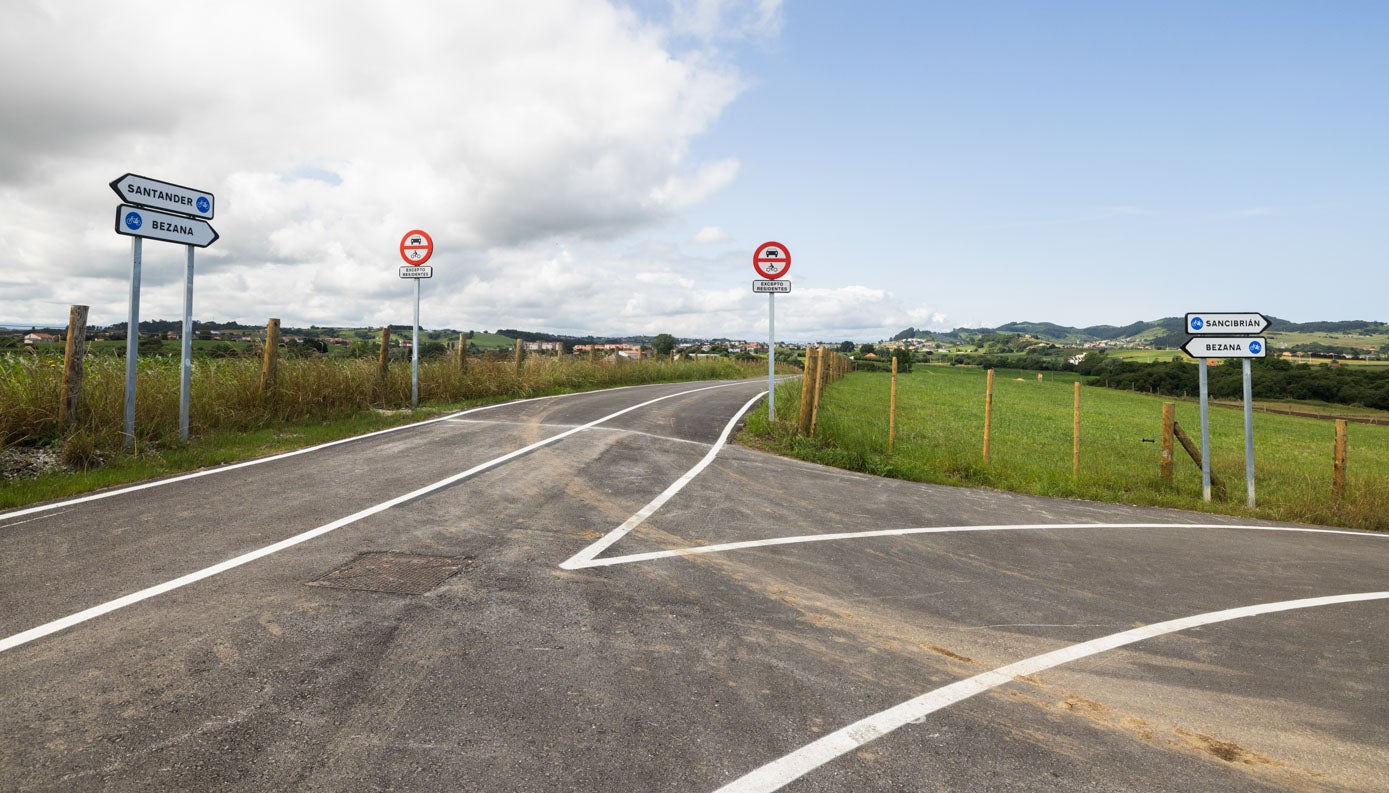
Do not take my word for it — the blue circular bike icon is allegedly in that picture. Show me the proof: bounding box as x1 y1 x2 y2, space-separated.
124 212 142 231
1249 340 1262 355
1190 316 1204 331
196 196 211 214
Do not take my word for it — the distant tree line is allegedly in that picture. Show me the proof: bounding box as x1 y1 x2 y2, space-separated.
1085 355 1389 410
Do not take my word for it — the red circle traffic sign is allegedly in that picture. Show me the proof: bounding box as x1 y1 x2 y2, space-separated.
753 241 791 279
400 229 434 266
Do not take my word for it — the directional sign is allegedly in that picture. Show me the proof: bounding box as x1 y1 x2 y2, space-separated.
1181 336 1267 359
110 173 214 219
753 280 790 293
400 229 433 265
114 204 219 248
753 241 791 279
399 265 434 279
1185 312 1271 335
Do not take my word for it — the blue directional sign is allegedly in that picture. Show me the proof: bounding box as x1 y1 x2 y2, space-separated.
1181 336 1268 359
110 173 215 220
1185 312 1271 335
114 204 219 247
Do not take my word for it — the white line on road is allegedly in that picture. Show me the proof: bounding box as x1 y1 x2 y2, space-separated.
559 391 766 570
0 379 738 526
714 590 1389 793
571 522 1385 568
0 381 749 655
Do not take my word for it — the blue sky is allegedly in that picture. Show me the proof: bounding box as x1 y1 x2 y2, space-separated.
682 1 1387 330
1 1 1384 339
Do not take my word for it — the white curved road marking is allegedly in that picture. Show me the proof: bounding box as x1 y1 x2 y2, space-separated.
714 590 1389 793
560 391 766 570
0 381 746 654
573 522 1385 568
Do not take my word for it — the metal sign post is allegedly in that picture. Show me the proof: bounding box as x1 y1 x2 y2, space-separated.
111 174 218 448
180 245 194 441
1182 313 1271 505
753 242 792 421
399 230 435 409
123 237 142 448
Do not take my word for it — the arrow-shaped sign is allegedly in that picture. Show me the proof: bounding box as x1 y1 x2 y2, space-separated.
115 204 219 248
1181 336 1267 359
110 173 215 219
1185 312 1271 335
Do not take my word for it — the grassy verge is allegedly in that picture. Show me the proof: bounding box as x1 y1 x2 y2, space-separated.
1 355 759 510
740 367 1389 532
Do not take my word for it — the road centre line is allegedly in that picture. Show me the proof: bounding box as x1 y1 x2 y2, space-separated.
0 381 747 655
559 391 766 570
0 379 729 525
571 522 1386 568
714 590 1389 793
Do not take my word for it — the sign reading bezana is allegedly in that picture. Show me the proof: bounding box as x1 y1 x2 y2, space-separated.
115 204 219 248
1181 336 1267 359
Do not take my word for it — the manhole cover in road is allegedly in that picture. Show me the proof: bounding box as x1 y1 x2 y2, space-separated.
308 552 470 595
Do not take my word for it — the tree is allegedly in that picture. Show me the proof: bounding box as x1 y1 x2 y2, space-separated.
890 348 913 373
859 343 876 356
838 341 855 353
652 333 677 357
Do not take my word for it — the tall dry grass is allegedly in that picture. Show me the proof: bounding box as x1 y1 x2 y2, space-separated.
0 352 754 464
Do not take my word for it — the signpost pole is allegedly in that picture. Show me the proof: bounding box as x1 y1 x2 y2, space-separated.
412 277 421 409
179 245 194 441
1198 358 1212 502
1242 358 1256 507
767 293 776 421
123 237 142 449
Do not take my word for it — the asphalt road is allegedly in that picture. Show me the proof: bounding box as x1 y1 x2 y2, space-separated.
2 378 1385 792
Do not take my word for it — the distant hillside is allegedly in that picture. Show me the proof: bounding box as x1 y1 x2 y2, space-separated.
894 317 1389 353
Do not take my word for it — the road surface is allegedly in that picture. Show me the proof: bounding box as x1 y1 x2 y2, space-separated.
2 378 1385 791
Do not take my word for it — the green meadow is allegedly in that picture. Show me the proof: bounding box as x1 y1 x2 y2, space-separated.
745 366 1389 532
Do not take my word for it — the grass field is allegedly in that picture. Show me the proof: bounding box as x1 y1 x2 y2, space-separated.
743 366 1389 532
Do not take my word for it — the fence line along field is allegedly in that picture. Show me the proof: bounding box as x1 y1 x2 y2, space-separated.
744 364 1389 532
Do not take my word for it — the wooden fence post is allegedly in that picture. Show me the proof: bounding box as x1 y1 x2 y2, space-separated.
1160 402 1175 483
1333 419 1348 499
457 332 468 370
810 346 828 436
1072 380 1081 477
377 326 391 403
797 346 817 435
889 355 898 453
513 338 524 371
1173 420 1226 498
983 369 994 463
59 304 89 431
260 318 280 394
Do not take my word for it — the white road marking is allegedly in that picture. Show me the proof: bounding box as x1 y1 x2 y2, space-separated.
713 590 1389 793
572 522 1385 568
0 381 749 654
559 391 766 570
0 379 738 525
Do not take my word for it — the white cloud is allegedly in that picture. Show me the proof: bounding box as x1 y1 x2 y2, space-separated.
692 225 729 242
0 0 750 328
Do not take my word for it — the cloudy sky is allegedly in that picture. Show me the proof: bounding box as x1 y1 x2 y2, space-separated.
2 1 1385 341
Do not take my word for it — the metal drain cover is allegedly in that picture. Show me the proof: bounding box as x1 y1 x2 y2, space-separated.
308 552 470 595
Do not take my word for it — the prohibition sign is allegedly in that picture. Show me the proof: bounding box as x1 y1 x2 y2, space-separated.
400 229 434 266
753 241 791 279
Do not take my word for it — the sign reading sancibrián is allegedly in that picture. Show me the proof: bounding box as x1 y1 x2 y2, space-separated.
1185 312 1271 335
